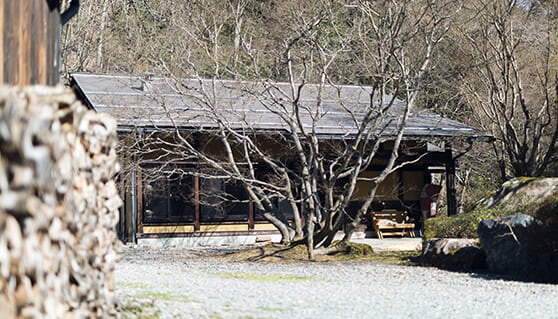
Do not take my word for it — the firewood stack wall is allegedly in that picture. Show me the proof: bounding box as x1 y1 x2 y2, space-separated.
0 86 121 318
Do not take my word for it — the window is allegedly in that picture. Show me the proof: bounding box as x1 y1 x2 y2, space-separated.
141 166 251 224
143 173 195 223
200 178 249 222
255 198 295 221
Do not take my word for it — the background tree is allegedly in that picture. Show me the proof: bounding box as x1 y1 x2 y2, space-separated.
457 0 558 181
401 0 558 211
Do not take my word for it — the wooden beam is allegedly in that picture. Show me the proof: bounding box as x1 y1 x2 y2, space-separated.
119 178 126 241
137 166 143 233
19 0 30 86
248 200 254 230
0 0 4 84
29 0 38 84
194 173 200 231
445 147 457 216
37 0 47 84
46 0 58 85
137 229 280 239
7 0 17 85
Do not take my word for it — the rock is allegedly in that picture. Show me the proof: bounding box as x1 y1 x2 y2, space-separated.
478 215 533 276
478 214 558 282
474 177 558 210
423 238 477 255
422 238 486 271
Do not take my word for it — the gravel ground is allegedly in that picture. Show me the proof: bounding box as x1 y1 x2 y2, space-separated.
115 245 558 319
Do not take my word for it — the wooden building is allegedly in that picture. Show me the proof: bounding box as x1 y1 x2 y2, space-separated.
70 73 491 244
0 0 79 86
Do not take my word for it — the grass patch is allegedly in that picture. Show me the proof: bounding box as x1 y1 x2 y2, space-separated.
221 242 375 262
364 250 422 265
135 291 199 303
221 242 420 265
257 306 289 312
334 241 375 257
221 243 312 262
118 282 200 317
120 299 160 319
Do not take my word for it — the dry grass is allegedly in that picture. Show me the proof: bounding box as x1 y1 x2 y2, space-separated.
219 243 420 264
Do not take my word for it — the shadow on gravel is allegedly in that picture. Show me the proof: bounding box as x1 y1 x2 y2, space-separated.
410 254 558 285
245 245 302 262
467 271 558 284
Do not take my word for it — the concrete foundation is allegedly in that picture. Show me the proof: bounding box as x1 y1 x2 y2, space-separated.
137 232 422 252
138 234 283 248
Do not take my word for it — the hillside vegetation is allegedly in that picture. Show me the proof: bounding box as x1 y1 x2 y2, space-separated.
424 178 558 240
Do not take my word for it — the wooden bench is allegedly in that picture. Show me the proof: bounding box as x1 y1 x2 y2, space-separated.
371 210 415 239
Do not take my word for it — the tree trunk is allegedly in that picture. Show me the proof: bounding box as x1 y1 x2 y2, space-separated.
306 209 315 260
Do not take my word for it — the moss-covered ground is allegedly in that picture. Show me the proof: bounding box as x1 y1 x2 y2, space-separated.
220 243 420 265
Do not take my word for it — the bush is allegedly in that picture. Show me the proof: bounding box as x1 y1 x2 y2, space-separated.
424 200 539 240
424 177 557 240
424 209 502 240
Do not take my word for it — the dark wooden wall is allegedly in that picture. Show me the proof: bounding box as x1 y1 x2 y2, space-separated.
0 0 61 86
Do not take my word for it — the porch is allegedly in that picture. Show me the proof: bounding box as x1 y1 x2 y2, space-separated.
133 231 423 252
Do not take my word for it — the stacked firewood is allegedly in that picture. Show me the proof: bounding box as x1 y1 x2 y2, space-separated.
0 86 121 318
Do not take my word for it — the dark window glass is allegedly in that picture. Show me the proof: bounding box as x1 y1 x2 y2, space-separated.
169 175 195 220
143 178 170 222
200 178 249 222
143 173 195 223
255 198 295 221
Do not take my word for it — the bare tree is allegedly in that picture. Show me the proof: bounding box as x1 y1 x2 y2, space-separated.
459 0 558 180
61 0 114 76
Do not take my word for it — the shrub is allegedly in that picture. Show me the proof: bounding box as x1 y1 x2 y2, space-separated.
423 209 502 240
424 199 539 240
424 177 557 240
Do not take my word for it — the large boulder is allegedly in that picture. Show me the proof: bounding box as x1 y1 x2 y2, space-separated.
478 214 558 282
478 215 533 275
422 238 486 271
474 178 558 211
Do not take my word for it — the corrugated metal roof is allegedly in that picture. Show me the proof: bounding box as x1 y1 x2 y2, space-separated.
71 73 490 141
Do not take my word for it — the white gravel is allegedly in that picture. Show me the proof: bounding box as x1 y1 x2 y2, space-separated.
115 246 558 319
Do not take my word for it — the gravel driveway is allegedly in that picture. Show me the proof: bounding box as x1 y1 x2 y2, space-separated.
115 246 558 318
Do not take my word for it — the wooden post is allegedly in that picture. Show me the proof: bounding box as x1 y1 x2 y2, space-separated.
445 147 457 216
137 166 143 234
248 200 254 230
46 0 60 85
1 0 63 86
0 0 4 84
118 178 125 241
194 173 200 231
